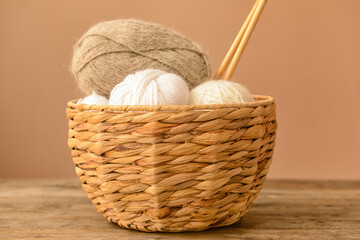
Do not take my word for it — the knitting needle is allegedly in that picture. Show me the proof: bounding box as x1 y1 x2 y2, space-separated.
214 0 260 80
223 0 267 80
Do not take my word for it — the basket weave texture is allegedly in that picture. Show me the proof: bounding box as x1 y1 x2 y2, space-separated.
66 95 277 232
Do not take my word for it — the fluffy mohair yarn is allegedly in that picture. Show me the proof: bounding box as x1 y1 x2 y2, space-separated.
77 91 109 105
189 80 254 105
109 69 189 105
72 19 211 97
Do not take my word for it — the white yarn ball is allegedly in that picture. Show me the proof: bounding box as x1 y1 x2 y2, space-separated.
109 69 189 105
77 91 109 105
189 80 254 105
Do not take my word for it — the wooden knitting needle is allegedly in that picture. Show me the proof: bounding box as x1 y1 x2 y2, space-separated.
214 0 260 80
223 0 267 80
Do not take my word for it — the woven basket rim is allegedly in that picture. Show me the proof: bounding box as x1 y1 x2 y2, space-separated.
67 95 274 112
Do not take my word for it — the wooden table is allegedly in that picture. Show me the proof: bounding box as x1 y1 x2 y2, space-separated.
0 179 359 240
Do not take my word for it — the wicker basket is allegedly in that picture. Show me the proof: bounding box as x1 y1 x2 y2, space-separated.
66 95 277 232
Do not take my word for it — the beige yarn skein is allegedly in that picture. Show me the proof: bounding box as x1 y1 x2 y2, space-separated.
189 80 254 105
72 19 211 97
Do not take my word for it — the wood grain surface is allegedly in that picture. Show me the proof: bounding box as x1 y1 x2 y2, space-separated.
0 179 359 240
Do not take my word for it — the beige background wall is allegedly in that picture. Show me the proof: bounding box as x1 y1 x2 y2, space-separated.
0 0 359 179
